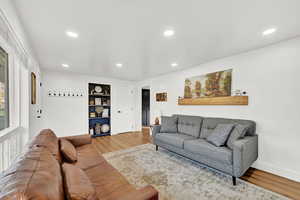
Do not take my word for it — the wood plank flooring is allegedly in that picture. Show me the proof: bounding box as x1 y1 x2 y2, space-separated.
92 131 300 200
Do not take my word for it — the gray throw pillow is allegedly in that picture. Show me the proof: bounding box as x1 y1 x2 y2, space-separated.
160 116 178 133
206 124 235 147
226 124 249 149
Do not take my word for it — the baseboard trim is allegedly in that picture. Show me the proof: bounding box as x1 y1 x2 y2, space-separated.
253 161 300 182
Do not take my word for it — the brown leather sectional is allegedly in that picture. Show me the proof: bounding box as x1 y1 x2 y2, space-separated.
0 129 159 200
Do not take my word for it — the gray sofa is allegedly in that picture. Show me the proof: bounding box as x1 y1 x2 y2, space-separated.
152 114 258 185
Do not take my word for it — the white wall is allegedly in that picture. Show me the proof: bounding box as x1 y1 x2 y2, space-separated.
135 37 300 182
0 1 41 139
41 70 136 137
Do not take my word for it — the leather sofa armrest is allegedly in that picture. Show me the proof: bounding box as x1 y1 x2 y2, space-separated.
233 135 258 177
115 185 158 200
60 134 92 147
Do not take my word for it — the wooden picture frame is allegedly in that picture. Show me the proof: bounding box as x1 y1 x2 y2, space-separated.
31 72 36 104
156 93 167 102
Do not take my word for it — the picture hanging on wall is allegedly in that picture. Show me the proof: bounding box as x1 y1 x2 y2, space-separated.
184 69 232 98
31 72 37 104
156 92 167 102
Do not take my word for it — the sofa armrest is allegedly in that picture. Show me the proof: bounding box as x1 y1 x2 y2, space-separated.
151 125 161 138
60 134 92 147
115 185 158 200
233 135 258 177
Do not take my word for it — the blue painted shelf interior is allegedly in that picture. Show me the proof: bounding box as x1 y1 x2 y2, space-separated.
88 83 111 137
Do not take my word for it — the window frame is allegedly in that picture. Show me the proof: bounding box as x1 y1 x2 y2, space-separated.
0 46 9 131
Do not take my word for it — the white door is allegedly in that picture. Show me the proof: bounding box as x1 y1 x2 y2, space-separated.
112 85 134 134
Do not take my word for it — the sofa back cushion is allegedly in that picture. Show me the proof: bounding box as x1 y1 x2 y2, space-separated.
160 116 178 133
60 139 78 163
0 146 65 200
27 129 61 162
174 115 203 137
62 163 98 200
226 124 249 149
200 117 256 139
206 124 235 146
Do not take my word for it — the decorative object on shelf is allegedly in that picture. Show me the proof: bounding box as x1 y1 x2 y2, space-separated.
94 86 102 93
95 123 101 134
102 109 109 118
156 92 167 102
95 106 104 117
89 128 94 135
95 98 102 105
155 117 160 125
89 99 95 105
31 72 37 104
178 96 248 105
90 112 96 118
233 89 242 96
184 69 232 98
101 124 110 133
102 99 110 106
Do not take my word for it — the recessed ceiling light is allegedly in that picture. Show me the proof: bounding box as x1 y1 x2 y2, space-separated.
262 28 277 36
171 63 178 67
163 29 175 37
62 64 69 68
66 31 79 38
116 63 123 68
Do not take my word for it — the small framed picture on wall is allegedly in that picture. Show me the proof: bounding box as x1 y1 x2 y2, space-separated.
156 92 167 102
31 72 37 104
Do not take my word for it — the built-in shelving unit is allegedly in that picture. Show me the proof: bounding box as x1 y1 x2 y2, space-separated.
178 96 248 105
88 83 111 137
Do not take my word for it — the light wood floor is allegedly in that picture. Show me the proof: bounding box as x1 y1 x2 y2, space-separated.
92 130 300 200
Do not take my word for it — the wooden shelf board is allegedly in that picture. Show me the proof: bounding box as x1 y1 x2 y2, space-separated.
178 96 248 105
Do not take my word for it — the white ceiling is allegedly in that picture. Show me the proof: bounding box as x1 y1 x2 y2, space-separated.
13 0 300 81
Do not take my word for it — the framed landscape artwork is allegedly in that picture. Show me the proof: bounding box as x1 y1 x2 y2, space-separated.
184 69 232 98
31 72 36 104
156 92 167 102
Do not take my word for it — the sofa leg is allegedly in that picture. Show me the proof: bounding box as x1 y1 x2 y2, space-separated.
156 145 158 151
232 176 236 186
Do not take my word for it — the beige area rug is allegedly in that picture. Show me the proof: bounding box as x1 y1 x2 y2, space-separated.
103 144 289 200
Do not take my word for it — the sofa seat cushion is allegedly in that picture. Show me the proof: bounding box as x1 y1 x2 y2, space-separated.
155 133 195 149
85 162 136 200
75 144 106 170
184 139 233 165
62 163 98 200
174 115 204 137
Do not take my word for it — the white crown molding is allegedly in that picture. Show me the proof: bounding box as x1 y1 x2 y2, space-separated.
0 8 38 69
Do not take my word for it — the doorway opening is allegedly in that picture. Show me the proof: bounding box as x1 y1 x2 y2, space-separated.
142 87 150 132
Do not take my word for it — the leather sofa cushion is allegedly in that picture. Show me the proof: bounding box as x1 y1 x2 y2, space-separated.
84 161 136 200
200 117 256 139
62 163 98 200
160 116 178 133
75 144 106 170
0 146 64 200
60 139 77 163
155 133 195 149
174 115 203 137
184 139 233 165
27 129 62 162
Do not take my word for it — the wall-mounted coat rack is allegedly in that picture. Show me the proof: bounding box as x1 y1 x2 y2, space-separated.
48 90 84 97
